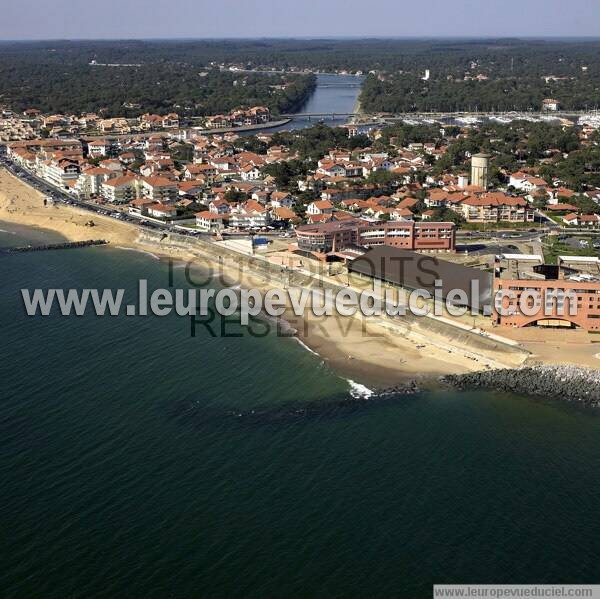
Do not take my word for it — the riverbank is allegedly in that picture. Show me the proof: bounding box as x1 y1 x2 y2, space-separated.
442 365 600 407
0 166 523 386
192 118 292 136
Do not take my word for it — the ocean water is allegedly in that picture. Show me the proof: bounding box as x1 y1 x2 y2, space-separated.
1 224 599 598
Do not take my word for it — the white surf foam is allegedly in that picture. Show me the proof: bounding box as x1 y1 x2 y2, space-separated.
115 246 160 260
346 379 375 399
294 336 320 356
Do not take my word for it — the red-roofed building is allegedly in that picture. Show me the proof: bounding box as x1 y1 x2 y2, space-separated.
141 176 178 201
147 203 178 219
562 213 600 227
195 211 228 232
545 203 579 212
295 219 455 256
307 213 334 224
271 206 300 225
451 193 534 223
509 171 547 193
230 200 270 229
307 200 334 216
548 187 576 204
101 174 139 203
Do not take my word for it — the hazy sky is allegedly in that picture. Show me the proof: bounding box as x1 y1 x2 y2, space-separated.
0 0 598 40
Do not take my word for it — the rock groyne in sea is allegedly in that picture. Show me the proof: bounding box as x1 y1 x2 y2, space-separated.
442 365 600 407
1 239 108 254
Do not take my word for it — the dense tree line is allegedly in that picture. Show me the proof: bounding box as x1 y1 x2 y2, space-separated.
0 43 315 117
539 146 600 191
2 39 600 116
2 39 598 76
359 73 600 113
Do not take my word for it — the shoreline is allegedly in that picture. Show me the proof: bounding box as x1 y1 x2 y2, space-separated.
0 166 526 387
192 118 292 136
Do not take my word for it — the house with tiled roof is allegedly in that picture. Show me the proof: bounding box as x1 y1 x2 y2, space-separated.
99 118 130 134
39 157 82 189
139 113 179 130
397 197 418 210
307 213 334 224
141 176 178 201
270 192 295 209
74 166 116 198
208 198 230 214
87 139 112 158
451 192 534 223
178 181 204 198
509 171 548 193
544 203 579 213
340 199 370 212
562 213 600 227
240 164 262 181
307 200 334 216
548 187 576 205
101 174 140 203
184 163 217 183
210 156 239 172
230 200 270 230
270 206 300 225
146 203 178 219
195 211 228 232
118 152 136 165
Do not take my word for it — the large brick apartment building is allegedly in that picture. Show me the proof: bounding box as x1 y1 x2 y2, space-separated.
295 219 456 257
493 255 600 330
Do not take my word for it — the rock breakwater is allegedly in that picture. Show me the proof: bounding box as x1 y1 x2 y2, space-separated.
442 365 600 407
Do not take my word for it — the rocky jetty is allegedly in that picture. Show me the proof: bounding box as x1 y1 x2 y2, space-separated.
442 365 600 407
377 381 421 397
2 239 108 254
213 382 423 427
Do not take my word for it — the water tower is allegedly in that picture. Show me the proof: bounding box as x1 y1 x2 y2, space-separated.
471 153 491 189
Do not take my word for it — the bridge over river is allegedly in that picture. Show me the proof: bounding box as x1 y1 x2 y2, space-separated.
281 112 360 120
283 110 593 121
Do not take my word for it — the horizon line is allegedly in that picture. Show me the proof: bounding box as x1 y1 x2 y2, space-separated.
2 35 600 43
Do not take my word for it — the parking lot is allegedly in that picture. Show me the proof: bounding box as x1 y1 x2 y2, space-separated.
456 243 520 255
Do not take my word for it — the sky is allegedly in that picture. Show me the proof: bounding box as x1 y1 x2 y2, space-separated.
0 0 598 40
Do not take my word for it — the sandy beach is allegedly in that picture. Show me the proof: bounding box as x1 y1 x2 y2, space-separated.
0 166 530 386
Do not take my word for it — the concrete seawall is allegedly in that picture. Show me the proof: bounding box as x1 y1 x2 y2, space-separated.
137 229 530 369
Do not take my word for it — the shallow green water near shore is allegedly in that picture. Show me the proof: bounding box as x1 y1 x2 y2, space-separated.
1 224 599 598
